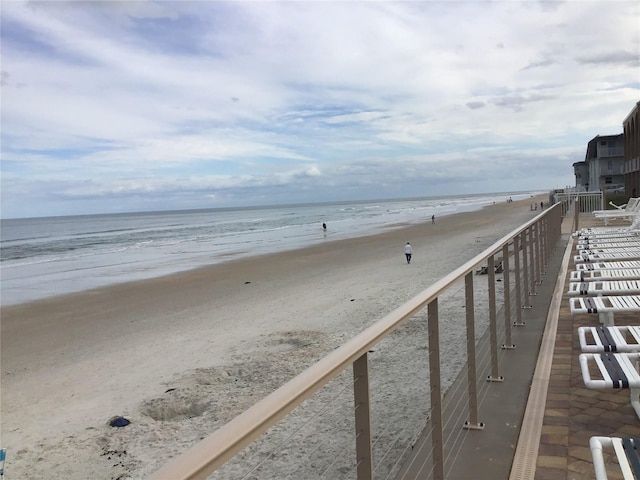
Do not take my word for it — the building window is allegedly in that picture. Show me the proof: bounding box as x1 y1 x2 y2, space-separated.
605 177 612 184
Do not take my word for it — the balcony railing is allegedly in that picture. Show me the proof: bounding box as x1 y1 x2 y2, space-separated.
149 205 563 480
597 146 624 157
599 165 624 175
554 191 603 216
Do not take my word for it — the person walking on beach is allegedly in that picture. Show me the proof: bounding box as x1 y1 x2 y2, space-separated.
431 214 435 224
322 222 327 231
404 242 413 264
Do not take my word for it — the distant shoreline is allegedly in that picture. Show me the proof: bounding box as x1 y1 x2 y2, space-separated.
0 192 545 307
0 190 546 221
1 193 546 310
1 194 546 479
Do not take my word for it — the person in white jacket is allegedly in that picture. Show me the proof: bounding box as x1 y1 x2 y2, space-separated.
404 242 413 264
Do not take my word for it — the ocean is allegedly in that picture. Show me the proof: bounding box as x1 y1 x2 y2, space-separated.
0 192 540 306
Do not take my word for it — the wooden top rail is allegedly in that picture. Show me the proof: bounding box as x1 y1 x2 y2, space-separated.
149 204 561 480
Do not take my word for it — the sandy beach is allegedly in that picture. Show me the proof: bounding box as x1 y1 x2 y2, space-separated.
1 195 546 479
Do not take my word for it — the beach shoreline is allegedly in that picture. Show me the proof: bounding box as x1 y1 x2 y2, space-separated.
1 195 546 479
0 192 540 308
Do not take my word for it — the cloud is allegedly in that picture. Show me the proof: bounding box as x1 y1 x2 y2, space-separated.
491 93 555 112
0 144 580 217
466 101 485 110
1 0 639 217
577 51 640 67
521 58 556 70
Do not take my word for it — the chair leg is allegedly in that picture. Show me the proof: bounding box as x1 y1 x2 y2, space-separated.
599 312 614 326
631 387 640 420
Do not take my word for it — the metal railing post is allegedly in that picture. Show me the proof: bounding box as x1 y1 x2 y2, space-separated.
463 272 484 430
534 221 542 285
487 255 503 382
502 243 515 349
353 353 373 480
428 299 444 480
528 226 537 295
522 229 532 307
512 235 525 325
540 217 547 274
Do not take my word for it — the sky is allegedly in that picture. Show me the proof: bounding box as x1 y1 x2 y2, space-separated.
1 1 639 218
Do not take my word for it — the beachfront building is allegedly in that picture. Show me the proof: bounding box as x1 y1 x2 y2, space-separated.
572 160 588 189
583 133 625 193
623 101 640 197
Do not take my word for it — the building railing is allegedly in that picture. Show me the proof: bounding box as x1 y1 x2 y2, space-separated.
599 165 624 175
149 204 564 480
553 191 603 217
597 146 624 157
624 156 640 174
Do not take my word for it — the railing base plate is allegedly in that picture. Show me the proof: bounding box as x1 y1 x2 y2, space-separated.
463 421 485 431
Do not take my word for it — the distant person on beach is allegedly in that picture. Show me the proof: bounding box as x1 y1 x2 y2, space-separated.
322 222 327 230
404 242 413 264
431 215 435 224
540 201 543 209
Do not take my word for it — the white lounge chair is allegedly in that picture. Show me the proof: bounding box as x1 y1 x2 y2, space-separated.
570 269 640 282
569 295 640 326
590 436 640 480
579 326 640 353
568 280 640 296
576 211 640 235
575 251 640 263
576 261 640 272
593 198 640 225
577 240 640 249
579 247 640 255
593 197 640 215
579 352 640 419
577 247 640 260
593 211 640 223
611 199 637 209
576 232 640 241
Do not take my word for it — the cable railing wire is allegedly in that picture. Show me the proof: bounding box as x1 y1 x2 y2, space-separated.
390 270 537 480
317 276 511 480
286 395 355 480
240 374 356 480
148 211 560 480
391 309 502 478
415 269 531 479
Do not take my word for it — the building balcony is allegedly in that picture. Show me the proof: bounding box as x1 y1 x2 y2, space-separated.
599 165 624 175
597 146 624 157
